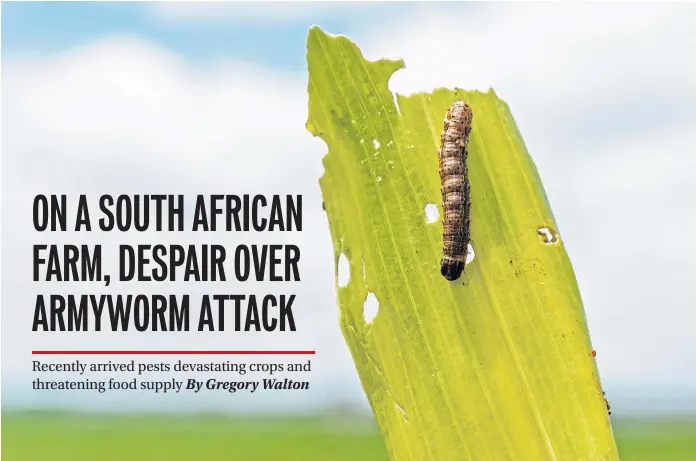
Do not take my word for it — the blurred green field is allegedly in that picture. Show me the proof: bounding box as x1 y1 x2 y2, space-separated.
2 412 695 461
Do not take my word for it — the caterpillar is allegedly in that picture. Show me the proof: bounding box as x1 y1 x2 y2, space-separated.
439 101 473 282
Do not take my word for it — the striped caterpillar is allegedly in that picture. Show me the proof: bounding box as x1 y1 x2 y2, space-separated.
439 101 473 281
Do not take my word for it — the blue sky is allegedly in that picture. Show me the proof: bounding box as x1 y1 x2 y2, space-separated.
2 2 433 71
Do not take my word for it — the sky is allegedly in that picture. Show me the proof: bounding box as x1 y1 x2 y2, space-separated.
2 1 696 416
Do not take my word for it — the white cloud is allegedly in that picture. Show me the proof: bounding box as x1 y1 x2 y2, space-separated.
352 2 696 401
2 35 367 413
355 3 696 148
147 1 375 26
3 34 321 182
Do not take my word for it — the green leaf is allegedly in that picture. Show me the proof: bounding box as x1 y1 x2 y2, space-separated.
306 26 620 461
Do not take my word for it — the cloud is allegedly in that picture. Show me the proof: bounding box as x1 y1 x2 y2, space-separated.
352 2 696 401
147 1 377 26
3 34 320 183
355 3 696 146
2 34 368 413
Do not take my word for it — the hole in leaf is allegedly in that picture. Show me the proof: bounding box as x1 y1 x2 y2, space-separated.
465 244 475 265
337 253 350 287
537 226 560 244
373 139 380 149
424 203 439 223
363 292 379 324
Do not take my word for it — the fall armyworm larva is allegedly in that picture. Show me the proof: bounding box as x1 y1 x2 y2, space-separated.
439 101 473 282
